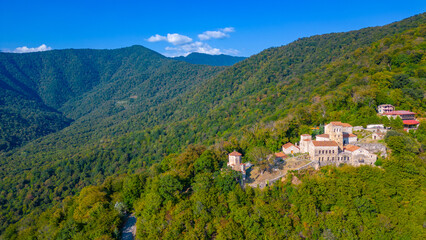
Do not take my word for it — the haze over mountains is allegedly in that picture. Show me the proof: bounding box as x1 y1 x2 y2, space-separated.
173 52 247 66
0 13 425 239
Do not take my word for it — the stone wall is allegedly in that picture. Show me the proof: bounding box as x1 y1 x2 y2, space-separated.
354 143 387 157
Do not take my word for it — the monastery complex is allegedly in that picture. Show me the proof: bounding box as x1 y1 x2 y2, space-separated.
297 121 377 167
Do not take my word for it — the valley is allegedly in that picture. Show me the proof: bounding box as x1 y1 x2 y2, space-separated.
0 13 425 239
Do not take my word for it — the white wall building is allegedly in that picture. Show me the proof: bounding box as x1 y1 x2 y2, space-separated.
282 143 300 155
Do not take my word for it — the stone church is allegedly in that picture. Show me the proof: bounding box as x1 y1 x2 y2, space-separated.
298 122 376 167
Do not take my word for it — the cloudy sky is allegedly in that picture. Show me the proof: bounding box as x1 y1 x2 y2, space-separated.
0 0 425 56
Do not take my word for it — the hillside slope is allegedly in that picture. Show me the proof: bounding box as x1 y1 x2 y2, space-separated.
0 13 425 235
0 46 224 151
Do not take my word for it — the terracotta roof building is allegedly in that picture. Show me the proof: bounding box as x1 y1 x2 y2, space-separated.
324 121 355 147
315 134 330 142
228 151 243 171
229 151 242 156
383 110 416 120
282 142 300 155
309 141 339 163
274 152 288 159
403 120 420 131
328 121 352 127
343 144 360 152
311 141 339 147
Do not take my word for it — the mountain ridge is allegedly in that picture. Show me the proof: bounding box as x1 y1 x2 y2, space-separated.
0 13 425 237
0 45 224 152
173 52 247 66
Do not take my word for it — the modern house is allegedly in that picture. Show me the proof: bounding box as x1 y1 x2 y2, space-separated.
383 110 416 120
377 104 395 114
403 120 420 131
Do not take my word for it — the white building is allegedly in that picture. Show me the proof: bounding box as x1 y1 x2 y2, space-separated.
299 134 312 153
366 124 386 133
377 104 395 114
344 145 377 166
315 134 330 141
372 131 385 140
228 151 242 171
282 143 300 155
324 121 354 148
297 121 377 168
343 133 358 144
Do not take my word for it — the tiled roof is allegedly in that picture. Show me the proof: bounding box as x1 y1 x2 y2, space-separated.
301 134 311 136
275 152 288 158
403 120 420 125
282 142 298 149
343 133 357 137
329 121 352 127
316 134 329 138
311 141 338 147
383 110 416 115
344 144 360 152
229 151 242 156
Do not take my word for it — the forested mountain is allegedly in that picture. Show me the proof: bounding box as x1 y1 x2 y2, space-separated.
173 52 247 66
0 46 224 151
1 13 425 239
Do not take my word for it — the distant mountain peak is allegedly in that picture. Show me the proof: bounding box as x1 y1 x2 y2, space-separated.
172 52 246 66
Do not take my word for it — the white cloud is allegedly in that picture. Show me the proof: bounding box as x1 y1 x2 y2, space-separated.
221 27 235 33
8 44 52 53
164 41 241 57
198 31 227 40
147 34 167 42
198 27 235 40
147 33 192 45
147 27 239 57
166 33 192 45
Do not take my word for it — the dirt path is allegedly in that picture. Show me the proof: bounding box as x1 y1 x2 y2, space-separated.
121 213 136 240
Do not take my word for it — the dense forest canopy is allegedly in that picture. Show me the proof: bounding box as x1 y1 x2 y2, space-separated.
0 13 425 239
0 46 224 152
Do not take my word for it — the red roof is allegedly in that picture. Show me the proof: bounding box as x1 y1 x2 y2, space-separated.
384 110 416 116
275 152 288 158
344 145 360 152
403 120 420 125
282 142 298 149
301 134 311 136
311 141 338 147
229 151 242 156
328 121 352 127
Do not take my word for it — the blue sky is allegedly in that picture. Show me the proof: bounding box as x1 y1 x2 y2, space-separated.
1 0 425 56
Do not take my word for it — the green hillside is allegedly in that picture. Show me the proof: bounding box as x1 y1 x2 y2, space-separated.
173 52 247 66
1 13 425 238
0 46 224 152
